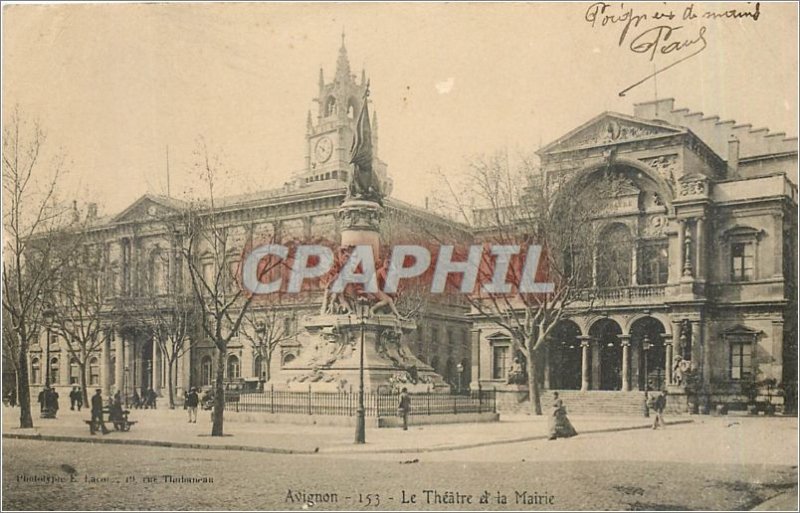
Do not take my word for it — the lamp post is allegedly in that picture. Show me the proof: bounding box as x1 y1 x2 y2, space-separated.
456 363 464 394
124 365 130 408
355 297 368 444
41 308 55 418
642 334 652 418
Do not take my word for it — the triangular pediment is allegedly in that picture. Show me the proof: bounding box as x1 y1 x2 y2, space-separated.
539 112 686 154
111 194 187 223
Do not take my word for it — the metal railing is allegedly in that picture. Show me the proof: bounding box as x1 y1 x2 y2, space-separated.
227 387 496 417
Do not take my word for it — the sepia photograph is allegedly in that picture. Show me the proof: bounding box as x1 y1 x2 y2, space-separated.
1 2 798 511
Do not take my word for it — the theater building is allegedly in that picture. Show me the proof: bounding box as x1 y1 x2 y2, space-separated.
472 98 797 413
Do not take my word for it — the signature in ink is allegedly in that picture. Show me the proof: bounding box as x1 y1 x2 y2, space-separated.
629 25 707 62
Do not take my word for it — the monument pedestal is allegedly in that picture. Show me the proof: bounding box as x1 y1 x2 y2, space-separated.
273 314 450 394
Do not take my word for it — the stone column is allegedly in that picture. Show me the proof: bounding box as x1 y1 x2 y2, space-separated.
678 220 686 277
579 336 591 392
771 320 784 380
101 333 111 396
619 334 631 391
696 217 705 281
591 338 601 390
691 320 708 386
591 247 598 288
124 335 134 396
671 319 683 361
773 213 784 279
153 339 162 394
682 221 694 278
663 334 674 385
470 328 481 390
631 244 638 286
114 332 123 395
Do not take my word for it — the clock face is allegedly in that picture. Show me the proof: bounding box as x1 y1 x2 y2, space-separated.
315 137 333 163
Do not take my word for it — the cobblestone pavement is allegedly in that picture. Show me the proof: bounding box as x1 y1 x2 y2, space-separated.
3 417 797 511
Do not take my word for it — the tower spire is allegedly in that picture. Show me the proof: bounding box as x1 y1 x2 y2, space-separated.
336 29 351 82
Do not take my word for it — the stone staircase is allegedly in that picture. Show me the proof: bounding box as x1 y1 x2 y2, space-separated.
547 390 648 416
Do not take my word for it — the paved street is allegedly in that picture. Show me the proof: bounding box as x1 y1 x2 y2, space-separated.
2 407 797 511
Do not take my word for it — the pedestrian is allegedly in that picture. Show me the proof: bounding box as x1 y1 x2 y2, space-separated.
9 387 17 407
37 387 46 412
186 387 199 423
69 387 77 410
183 390 189 410
47 388 59 415
548 391 578 440
397 387 411 431
147 388 157 409
90 388 109 435
652 390 668 429
75 387 83 411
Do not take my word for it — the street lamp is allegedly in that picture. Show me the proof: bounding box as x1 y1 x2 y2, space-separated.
642 334 653 393
124 365 130 408
456 363 464 394
355 297 368 445
41 308 55 419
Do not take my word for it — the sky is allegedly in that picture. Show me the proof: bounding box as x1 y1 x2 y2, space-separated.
3 2 798 216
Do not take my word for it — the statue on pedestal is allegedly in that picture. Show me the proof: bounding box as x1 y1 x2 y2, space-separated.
347 82 383 205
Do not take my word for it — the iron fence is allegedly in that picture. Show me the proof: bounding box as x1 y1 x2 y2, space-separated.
227 387 496 417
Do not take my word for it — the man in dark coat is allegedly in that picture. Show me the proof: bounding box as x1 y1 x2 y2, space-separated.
186 387 199 423
90 389 109 435
37 388 47 412
397 388 411 431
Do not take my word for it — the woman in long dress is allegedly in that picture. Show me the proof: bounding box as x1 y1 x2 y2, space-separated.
548 392 578 440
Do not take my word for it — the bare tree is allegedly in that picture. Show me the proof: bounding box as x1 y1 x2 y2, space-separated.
239 306 292 384
45 234 110 405
439 151 618 414
180 142 280 436
2 110 67 428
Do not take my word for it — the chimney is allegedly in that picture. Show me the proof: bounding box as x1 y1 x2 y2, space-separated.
728 135 740 174
87 203 98 220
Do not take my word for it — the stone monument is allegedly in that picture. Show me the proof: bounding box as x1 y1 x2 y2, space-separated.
276 83 449 393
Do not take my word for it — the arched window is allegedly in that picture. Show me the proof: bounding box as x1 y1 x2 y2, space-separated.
282 353 296 366
49 357 60 385
31 357 41 385
70 358 80 385
89 357 100 385
201 356 213 387
596 224 633 288
325 96 337 117
227 355 240 380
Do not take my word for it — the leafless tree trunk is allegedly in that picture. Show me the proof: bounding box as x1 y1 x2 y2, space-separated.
2 109 67 428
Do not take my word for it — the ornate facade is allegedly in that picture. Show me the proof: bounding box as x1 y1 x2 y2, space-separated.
472 99 797 412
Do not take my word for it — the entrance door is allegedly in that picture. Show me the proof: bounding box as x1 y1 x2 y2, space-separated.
590 319 623 391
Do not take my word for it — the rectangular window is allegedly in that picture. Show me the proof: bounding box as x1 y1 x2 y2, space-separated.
492 345 509 380
731 242 754 282
730 342 752 380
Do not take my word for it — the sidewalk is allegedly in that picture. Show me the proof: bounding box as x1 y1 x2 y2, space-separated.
2 406 692 455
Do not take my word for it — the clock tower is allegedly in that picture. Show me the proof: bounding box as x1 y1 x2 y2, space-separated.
298 34 392 196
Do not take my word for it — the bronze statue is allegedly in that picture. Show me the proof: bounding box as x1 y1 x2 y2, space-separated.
348 82 383 205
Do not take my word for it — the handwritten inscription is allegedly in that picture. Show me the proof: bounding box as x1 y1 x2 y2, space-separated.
583 2 762 96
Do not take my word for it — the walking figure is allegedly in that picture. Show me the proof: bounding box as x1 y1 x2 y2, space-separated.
548 392 578 440
652 390 668 429
186 387 199 423
90 389 110 435
397 388 411 431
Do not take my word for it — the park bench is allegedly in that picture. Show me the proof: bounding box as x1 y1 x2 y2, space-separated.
84 407 137 433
